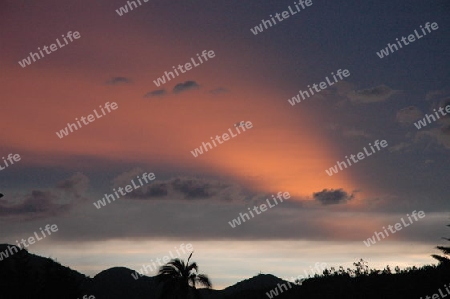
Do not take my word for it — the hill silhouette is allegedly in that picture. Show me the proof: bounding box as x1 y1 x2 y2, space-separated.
0 243 449 299
0 244 86 299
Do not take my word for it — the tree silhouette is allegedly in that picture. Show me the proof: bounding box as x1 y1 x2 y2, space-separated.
156 252 212 299
431 221 450 265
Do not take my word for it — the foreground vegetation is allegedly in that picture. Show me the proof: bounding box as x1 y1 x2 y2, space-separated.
0 221 448 299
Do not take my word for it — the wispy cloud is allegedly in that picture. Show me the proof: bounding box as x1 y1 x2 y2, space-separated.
396 106 423 125
342 128 371 139
209 87 229 95
347 85 400 104
106 77 132 85
144 89 167 98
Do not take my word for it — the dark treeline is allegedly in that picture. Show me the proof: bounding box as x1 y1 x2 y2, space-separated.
0 221 449 299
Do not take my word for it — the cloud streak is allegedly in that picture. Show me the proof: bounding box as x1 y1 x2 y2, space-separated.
144 89 167 98
347 85 400 104
106 77 132 85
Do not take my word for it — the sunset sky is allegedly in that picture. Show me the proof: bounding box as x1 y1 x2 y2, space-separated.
1 0 449 289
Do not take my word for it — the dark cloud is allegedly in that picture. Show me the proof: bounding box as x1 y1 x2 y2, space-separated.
14 193 444 244
147 183 169 197
0 173 89 220
171 177 211 199
173 81 199 94
0 190 70 219
109 168 169 199
234 121 245 128
129 182 169 199
0 172 446 244
313 188 354 205
127 176 249 201
108 169 258 202
106 77 131 85
144 89 167 98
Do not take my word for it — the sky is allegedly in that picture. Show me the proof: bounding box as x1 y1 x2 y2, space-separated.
0 0 449 289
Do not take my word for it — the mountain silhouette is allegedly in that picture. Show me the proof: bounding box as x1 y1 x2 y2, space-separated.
0 244 86 299
223 273 288 294
1 243 450 299
91 267 158 299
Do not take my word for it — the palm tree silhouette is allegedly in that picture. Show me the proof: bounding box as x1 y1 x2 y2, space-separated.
432 220 450 265
156 252 212 299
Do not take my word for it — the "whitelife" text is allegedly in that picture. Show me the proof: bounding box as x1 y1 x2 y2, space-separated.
18 31 81 68
153 50 215 87
325 139 388 176
56 102 118 139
